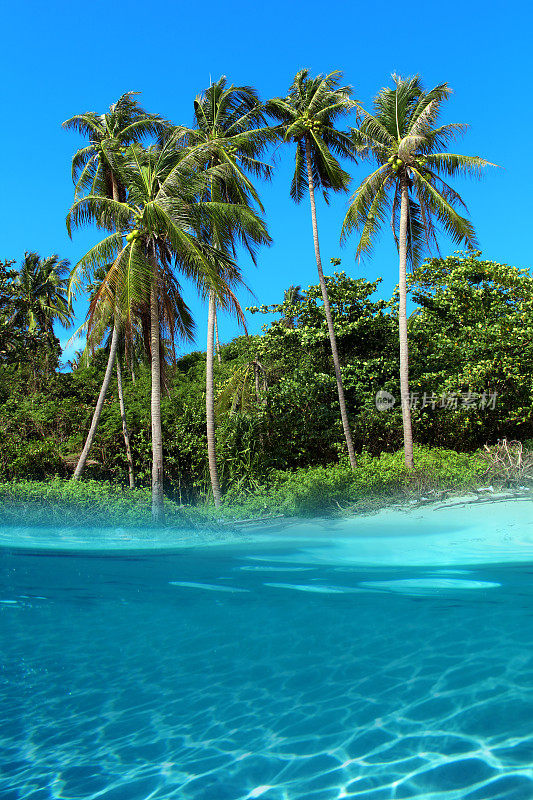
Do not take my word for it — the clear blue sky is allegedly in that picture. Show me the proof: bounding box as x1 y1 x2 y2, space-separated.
2 0 530 364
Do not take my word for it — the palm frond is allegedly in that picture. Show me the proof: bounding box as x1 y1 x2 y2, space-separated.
290 140 307 203
416 172 479 248
68 232 125 299
66 196 133 236
340 165 389 243
407 83 451 136
427 152 497 178
62 113 102 137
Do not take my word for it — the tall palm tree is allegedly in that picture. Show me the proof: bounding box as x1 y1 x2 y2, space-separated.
268 69 358 469
64 94 167 481
341 74 495 467
67 137 264 522
177 76 273 506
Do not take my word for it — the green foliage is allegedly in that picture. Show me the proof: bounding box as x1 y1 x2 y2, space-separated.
408 252 533 446
0 254 71 381
0 446 489 526
341 74 495 263
221 446 487 517
267 69 356 203
1 253 532 505
63 92 168 199
0 477 217 529
12 252 73 333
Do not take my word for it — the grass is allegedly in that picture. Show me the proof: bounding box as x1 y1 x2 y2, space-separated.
220 445 489 518
0 446 498 529
0 478 220 530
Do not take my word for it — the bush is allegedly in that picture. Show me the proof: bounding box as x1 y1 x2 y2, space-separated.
221 446 487 518
0 478 219 529
0 447 502 527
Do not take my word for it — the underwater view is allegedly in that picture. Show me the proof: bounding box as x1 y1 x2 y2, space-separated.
1 498 532 800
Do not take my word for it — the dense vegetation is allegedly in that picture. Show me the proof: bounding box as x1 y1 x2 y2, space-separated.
1 71 528 523
0 250 531 520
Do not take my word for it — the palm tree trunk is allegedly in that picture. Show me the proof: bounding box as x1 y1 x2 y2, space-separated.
398 177 415 469
206 290 222 507
72 322 119 480
126 349 136 384
304 137 357 470
116 356 135 489
214 309 222 364
150 252 165 523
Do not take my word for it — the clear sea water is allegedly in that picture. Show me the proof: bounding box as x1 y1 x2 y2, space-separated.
1 499 533 800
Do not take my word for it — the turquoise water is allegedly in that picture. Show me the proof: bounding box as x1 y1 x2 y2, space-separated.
1 499 533 799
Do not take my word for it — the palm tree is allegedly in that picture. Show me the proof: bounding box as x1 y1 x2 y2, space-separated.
67 137 265 522
215 357 268 415
63 92 167 201
177 76 273 506
214 306 222 363
64 94 167 481
341 74 495 467
11 252 73 377
66 349 84 371
12 252 72 334
268 69 358 469
281 285 304 328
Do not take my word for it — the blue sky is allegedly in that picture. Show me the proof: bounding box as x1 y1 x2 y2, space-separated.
2 0 530 365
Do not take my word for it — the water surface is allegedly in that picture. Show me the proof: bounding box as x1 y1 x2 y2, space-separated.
1 499 532 799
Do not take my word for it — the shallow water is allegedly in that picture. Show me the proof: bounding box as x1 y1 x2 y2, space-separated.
1 500 533 799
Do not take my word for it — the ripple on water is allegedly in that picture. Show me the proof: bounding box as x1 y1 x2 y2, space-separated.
359 578 501 594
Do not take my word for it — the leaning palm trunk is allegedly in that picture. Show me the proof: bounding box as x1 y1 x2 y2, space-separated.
150 252 165 523
72 322 120 480
304 137 357 470
398 178 415 469
206 290 222 507
116 357 135 488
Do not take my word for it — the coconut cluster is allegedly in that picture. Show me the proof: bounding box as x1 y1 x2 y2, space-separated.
386 153 432 179
301 111 321 133
387 155 403 173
